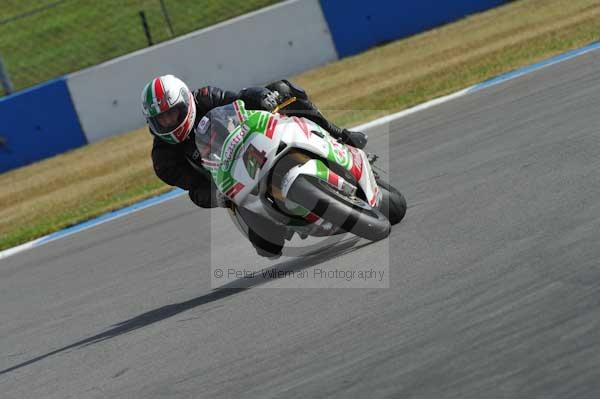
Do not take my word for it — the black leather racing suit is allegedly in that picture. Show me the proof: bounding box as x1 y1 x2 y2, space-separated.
151 80 357 208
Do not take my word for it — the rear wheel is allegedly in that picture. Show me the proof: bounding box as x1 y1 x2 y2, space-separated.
286 175 391 242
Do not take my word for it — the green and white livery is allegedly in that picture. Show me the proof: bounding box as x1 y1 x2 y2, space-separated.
195 100 404 243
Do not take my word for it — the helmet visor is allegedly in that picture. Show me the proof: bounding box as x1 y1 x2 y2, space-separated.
148 102 189 135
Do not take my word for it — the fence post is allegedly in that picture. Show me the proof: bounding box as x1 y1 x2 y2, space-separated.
139 10 153 46
159 0 175 36
0 54 14 95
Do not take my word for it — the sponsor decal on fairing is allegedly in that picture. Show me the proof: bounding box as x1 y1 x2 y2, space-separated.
221 125 250 171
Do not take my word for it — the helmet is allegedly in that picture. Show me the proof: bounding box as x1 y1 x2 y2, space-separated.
141 75 197 144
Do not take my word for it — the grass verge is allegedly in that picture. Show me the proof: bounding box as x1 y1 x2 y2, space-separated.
1 0 599 251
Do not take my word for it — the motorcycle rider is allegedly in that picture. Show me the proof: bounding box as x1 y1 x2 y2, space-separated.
141 74 368 258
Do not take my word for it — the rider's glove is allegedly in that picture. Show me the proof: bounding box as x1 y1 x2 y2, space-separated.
261 90 280 112
238 87 280 111
341 129 368 149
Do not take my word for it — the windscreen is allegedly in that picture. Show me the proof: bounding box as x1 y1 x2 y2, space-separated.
195 102 243 170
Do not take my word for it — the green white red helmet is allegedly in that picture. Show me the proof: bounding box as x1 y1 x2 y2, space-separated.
141 75 197 144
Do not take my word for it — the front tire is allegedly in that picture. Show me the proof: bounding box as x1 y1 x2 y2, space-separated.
377 179 407 225
286 176 391 241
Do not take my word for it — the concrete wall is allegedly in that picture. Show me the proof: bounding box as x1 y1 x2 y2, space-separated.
0 78 87 173
0 0 513 172
66 0 338 143
319 0 508 57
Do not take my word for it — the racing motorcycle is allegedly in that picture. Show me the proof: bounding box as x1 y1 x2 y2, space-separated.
195 99 406 251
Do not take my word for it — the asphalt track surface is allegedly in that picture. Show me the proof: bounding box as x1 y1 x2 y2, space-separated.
2 52 600 398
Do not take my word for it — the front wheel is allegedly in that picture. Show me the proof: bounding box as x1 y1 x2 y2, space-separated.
286 176 391 241
376 178 407 225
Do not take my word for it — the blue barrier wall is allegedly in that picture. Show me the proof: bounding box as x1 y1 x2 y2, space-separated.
0 78 87 173
319 0 508 58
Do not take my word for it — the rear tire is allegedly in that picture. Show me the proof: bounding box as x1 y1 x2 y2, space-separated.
286 176 391 241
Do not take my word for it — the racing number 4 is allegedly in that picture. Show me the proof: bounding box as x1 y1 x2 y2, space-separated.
243 144 267 179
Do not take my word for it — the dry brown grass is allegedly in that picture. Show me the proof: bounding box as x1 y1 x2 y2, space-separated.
1 0 599 249
0 128 171 248
296 0 600 124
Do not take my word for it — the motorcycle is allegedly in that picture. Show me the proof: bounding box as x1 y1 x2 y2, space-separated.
194 99 406 253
